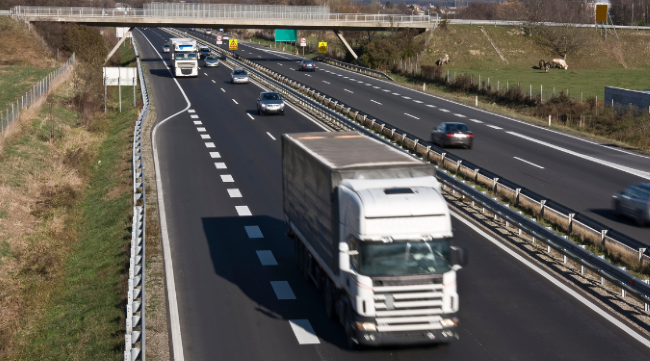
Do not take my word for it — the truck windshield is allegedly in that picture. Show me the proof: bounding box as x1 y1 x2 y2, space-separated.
175 53 197 60
357 240 451 277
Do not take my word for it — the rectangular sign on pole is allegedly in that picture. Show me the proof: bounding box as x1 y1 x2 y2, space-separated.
595 4 608 22
216 35 223 45
229 38 238 50
318 41 327 53
300 37 307 47
275 29 297 42
116 27 132 38
103 67 138 86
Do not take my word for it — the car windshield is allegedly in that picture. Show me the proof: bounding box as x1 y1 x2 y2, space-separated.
355 240 451 277
446 124 469 132
261 93 281 100
200 48 209 52
175 52 197 60
206 56 217 60
163 44 169 47
233 70 246 75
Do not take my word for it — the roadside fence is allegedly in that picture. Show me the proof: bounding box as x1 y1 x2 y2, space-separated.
0 53 75 136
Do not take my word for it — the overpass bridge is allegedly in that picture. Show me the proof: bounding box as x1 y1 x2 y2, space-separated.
9 3 435 32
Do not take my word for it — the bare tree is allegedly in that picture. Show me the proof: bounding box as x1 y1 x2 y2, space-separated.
526 0 590 60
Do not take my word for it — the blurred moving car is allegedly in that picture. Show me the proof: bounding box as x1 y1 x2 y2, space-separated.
198 45 211 59
204 55 219 67
298 59 316 72
205 29 213 35
431 122 473 149
231 68 249 84
613 183 650 226
256 92 285 115
162 43 170 53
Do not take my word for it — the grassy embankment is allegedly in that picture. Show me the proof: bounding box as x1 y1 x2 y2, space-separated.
0 32 140 360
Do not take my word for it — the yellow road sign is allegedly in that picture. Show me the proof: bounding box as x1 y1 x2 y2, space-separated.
229 38 238 50
596 4 608 22
318 41 327 54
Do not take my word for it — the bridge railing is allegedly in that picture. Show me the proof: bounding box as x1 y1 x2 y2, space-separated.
11 5 431 24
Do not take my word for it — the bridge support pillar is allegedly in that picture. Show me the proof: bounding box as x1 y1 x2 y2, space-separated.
333 30 359 63
104 27 134 65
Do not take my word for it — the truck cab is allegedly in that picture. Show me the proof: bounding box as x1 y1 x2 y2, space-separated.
169 38 198 77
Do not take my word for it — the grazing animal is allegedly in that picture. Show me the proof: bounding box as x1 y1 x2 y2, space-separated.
539 59 546 69
544 62 550 72
437 54 450 66
538 60 550 73
552 58 568 70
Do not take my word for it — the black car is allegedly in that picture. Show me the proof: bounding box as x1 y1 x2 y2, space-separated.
431 122 473 149
298 59 316 72
613 183 650 226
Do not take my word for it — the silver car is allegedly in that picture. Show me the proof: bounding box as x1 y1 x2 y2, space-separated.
204 55 219 67
256 92 285 115
162 43 170 53
231 69 249 84
613 183 650 226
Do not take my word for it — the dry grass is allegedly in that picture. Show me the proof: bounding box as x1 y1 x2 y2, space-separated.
0 17 58 68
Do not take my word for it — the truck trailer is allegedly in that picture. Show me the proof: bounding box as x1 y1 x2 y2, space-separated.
283 131 467 348
169 38 198 77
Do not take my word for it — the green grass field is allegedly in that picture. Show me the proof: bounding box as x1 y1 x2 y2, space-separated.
0 66 57 111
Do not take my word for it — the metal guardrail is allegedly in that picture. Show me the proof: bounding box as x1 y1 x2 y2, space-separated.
11 5 431 24
168 27 650 310
313 55 393 81
1 53 75 137
125 38 148 361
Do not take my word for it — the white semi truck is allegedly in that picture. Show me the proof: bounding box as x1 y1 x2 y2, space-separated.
169 38 198 77
283 131 467 348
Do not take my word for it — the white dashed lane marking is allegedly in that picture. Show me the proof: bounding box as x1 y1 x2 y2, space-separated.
514 157 545 169
204 72 208 76
193 121 202 125
244 226 263 238
454 114 466 117
370 100 382 105
205 142 216 148
413 100 423 103
289 320 320 345
227 188 242 197
209 152 221 158
191 115 199 119
344 89 353 93
404 113 420 120
439 109 450 112
256 251 278 266
220 174 234 182
214 162 227 169
235 206 252 216
402 96 411 99
188 109 196 113
267 132 276 141
383 89 391 92
486 124 503 130
211 80 216 83
221 88 225 92
232 99 238 104
201 134 211 139
470 119 483 123
426 105 436 108
322 81 330 84
247 114 255 120
392 93 400 95
197 127 206 132
270 281 296 300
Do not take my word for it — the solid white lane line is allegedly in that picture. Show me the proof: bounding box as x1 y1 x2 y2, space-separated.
450 209 650 350
205 142 216 148
507 132 650 180
486 124 503 130
209 152 221 158
214 162 227 169
256 250 278 266
413 100 423 103
344 89 353 93
191 115 199 119
188 109 196 113
193 121 203 125
470 119 483 123
439 109 450 112
221 88 225 92
201 134 211 139
270 281 296 300
235 206 252 216
247 113 254 120
289 320 320 345
232 99 238 104
454 113 466 118
227 188 242 198
220 174 234 182
267 132 276 141
370 100 382 105
513 157 545 169
197 127 206 132
322 81 330 84
404 113 420 120
244 225 263 238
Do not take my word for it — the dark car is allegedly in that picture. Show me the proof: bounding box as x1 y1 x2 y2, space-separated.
256 92 285 115
298 59 316 72
613 183 650 226
198 46 211 59
431 122 473 149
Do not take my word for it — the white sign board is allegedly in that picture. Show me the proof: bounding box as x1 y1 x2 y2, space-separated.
103 67 138 86
116 27 132 38
216 35 222 45
300 37 307 47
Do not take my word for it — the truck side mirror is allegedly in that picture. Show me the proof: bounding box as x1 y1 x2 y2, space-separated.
451 246 468 267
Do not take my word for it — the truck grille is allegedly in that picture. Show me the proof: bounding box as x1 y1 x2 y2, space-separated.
180 68 193 75
373 284 444 332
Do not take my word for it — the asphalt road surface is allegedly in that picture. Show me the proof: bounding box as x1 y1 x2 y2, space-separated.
137 28 650 361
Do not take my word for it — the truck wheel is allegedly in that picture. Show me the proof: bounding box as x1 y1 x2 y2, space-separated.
324 280 337 320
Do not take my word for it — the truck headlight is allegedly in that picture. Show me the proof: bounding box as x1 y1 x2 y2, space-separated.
261 104 267 108
355 322 377 331
441 318 458 328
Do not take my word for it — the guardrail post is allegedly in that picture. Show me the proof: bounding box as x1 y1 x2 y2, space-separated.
600 230 608 246
580 245 586 274
515 188 521 205
456 159 462 174
639 248 647 263
540 200 546 217
598 255 605 285
645 280 649 312
568 213 575 233
492 177 499 194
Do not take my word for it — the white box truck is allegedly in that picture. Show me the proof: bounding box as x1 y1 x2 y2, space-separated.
283 131 467 348
169 38 198 77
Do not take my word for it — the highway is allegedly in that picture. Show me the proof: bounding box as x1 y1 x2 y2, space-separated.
137 28 650 360
185 29 650 245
